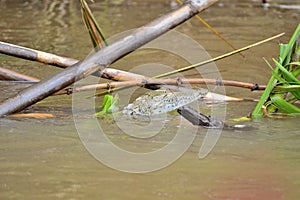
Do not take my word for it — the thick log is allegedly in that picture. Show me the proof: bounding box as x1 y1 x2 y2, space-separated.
0 0 218 117
0 66 40 82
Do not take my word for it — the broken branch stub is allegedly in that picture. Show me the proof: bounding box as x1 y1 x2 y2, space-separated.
0 0 218 117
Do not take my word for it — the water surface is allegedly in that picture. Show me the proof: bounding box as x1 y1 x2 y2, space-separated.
0 0 299 199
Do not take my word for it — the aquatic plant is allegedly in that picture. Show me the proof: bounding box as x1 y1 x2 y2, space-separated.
96 94 119 116
80 0 108 50
252 24 300 117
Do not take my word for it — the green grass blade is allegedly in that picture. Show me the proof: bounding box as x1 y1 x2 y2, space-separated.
273 59 300 99
80 0 108 49
271 94 300 113
292 65 300 77
273 59 300 85
154 33 285 79
273 85 300 93
251 59 278 117
280 23 300 65
288 62 300 66
251 75 277 117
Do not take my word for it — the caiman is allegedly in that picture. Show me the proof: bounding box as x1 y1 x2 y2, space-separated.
122 88 208 116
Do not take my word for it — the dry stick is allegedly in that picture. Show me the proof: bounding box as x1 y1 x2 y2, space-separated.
0 42 146 81
0 42 78 68
0 32 284 87
0 0 218 117
55 78 266 95
0 40 267 94
0 66 40 82
154 32 285 78
95 32 285 96
0 33 282 96
0 40 267 92
0 35 275 96
175 0 244 57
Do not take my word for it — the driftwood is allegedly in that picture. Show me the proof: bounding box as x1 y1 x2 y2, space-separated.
0 32 285 82
0 0 218 117
177 105 253 130
0 41 267 93
0 66 39 82
55 78 266 95
178 105 225 128
0 41 145 82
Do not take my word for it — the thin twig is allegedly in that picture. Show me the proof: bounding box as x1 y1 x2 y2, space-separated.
55 78 266 95
175 0 244 57
154 32 285 78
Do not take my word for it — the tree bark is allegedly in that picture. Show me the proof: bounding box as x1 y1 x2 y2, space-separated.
0 67 40 82
0 41 145 81
0 0 218 117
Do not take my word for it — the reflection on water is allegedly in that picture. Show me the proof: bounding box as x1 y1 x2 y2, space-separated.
0 0 299 199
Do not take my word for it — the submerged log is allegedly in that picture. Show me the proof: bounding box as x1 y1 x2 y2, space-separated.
177 105 254 130
0 0 218 117
177 105 225 128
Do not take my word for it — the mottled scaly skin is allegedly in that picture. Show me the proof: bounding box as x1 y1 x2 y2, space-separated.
123 89 207 116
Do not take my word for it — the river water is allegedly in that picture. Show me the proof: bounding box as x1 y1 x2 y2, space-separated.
0 0 299 199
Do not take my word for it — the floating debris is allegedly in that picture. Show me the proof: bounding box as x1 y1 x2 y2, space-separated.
8 113 54 119
122 88 208 116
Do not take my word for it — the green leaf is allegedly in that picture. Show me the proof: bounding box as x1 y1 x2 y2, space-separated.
252 25 300 117
232 116 251 122
273 59 300 85
273 85 300 93
271 94 300 113
95 94 119 116
280 24 300 66
251 59 278 117
273 58 300 99
292 66 300 77
107 94 119 113
80 0 108 50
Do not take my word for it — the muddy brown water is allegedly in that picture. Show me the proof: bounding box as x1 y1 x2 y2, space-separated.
0 0 300 199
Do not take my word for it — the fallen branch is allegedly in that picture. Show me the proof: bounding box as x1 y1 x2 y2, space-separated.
177 105 253 130
0 42 78 68
0 33 285 82
0 41 146 82
0 40 268 92
0 0 218 117
0 42 267 94
55 78 266 95
0 66 40 82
